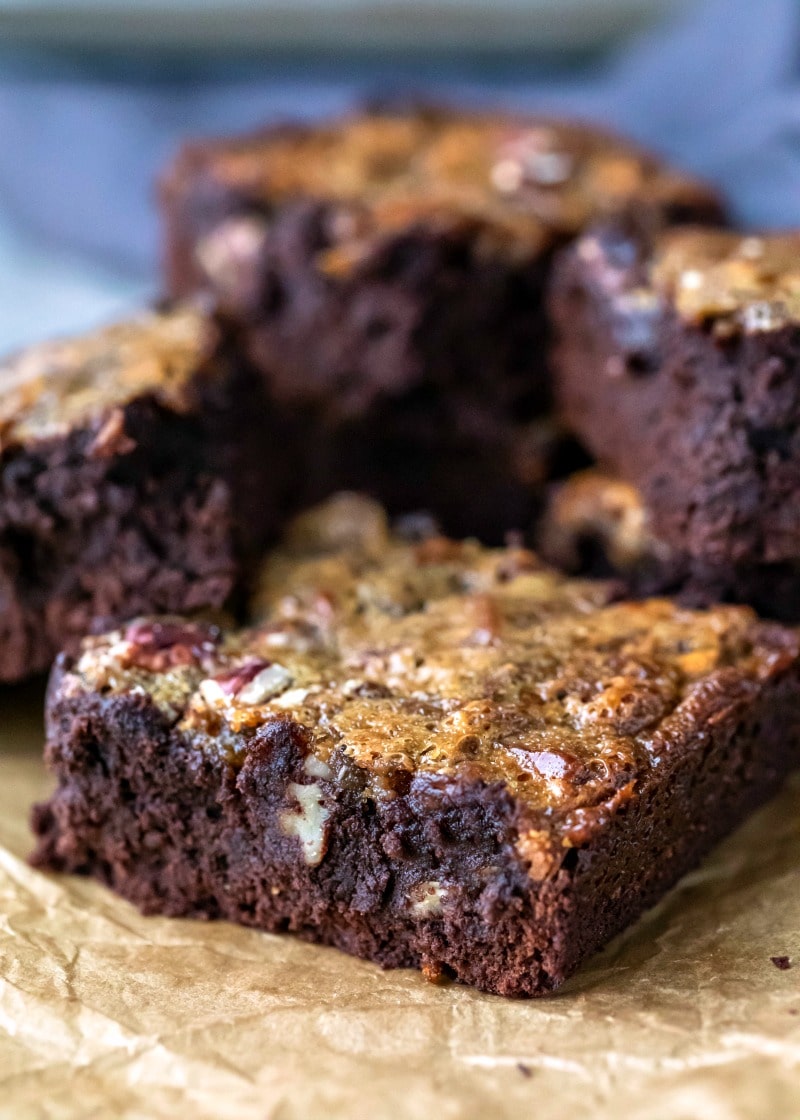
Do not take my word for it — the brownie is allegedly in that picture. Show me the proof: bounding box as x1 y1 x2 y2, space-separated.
32 493 800 997
160 107 724 538
551 226 800 602
538 469 668 581
538 468 800 619
0 305 296 682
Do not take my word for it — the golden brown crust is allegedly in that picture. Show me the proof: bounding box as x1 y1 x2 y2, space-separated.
63 495 798 834
650 227 800 328
0 305 213 448
164 108 723 270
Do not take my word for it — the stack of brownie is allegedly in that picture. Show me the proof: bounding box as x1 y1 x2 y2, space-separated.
8 105 800 997
547 226 800 620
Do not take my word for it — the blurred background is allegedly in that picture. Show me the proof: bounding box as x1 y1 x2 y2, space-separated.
0 0 798 352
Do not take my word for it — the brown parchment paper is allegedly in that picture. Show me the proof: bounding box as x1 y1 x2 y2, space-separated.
0 685 798 1120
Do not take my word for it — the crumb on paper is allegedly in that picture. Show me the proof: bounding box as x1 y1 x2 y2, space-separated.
421 960 451 986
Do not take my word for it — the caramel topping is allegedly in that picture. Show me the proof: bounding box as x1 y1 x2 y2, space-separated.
177 109 719 268
0 305 211 447
651 228 800 329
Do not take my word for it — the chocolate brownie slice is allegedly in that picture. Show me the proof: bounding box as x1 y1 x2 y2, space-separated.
160 107 723 538
0 305 294 682
32 494 800 997
538 469 800 620
552 226 800 592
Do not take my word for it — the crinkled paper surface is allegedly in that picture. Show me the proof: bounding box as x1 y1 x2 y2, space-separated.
0 685 798 1120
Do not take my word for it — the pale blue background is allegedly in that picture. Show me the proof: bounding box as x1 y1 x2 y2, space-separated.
0 0 798 352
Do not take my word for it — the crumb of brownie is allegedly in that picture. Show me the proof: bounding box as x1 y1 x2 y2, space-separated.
420 960 452 986
770 955 793 970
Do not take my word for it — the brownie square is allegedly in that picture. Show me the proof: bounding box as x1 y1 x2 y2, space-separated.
551 226 800 605
32 494 800 997
160 107 724 539
0 305 295 681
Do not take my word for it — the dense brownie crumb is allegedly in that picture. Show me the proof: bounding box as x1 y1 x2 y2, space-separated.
0 305 297 681
160 106 724 538
32 495 800 996
551 226 800 605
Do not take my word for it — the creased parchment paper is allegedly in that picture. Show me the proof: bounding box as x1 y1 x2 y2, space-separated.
0 685 798 1120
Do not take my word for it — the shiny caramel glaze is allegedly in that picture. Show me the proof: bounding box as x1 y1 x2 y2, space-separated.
0 305 212 448
165 108 722 271
62 494 798 828
650 227 800 329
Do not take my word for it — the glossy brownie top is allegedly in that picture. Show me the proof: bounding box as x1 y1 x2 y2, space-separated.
58 494 798 845
165 107 723 269
0 305 212 448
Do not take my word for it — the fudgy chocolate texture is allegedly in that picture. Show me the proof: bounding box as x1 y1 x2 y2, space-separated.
32 495 800 996
537 469 800 620
0 306 294 682
160 107 723 538
551 226 800 579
